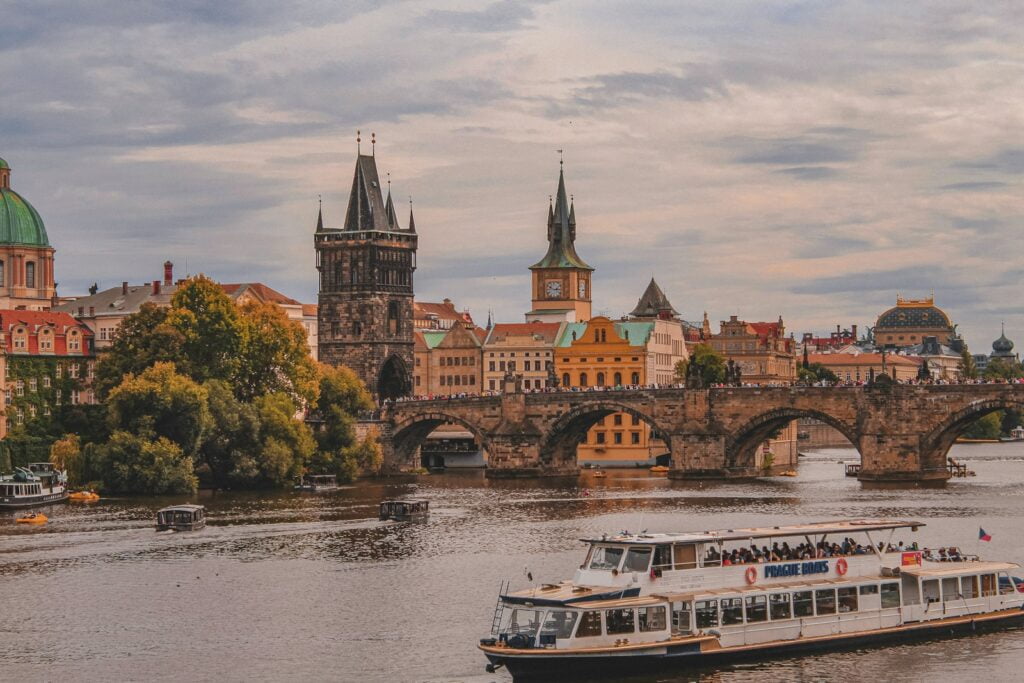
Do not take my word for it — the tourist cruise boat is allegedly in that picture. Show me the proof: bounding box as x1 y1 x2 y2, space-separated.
479 520 1024 678
0 463 68 509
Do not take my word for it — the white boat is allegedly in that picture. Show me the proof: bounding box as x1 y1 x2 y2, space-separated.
155 504 206 531
294 474 339 492
0 463 68 509
479 519 1024 678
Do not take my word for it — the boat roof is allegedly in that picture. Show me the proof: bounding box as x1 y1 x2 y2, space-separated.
381 499 428 504
158 504 205 512
901 561 1020 578
581 519 924 545
501 582 639 607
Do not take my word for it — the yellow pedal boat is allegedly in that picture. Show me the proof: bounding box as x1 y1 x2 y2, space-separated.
69 491 100 501
649 465 670 473
16 513 47 524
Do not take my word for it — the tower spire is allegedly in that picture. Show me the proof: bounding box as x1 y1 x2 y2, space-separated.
408 196 416 233
357 130 361 155
316 194 323 232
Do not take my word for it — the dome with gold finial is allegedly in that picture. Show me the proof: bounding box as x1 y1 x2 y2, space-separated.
0 157 50 247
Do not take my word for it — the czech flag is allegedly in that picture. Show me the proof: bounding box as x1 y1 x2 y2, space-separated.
979 528 992 542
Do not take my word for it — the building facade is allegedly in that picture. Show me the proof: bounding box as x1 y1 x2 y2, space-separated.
315 149 418 400
526 164 594 323
709 316 797 384
0 157 57 311
873 296 959 349
482 322 563 392
412 322 486 397
0 310 95 439
806 352 920 383
414 299 474 330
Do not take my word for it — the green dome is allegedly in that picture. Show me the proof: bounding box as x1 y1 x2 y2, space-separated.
0 188 50 247
0 158 9 170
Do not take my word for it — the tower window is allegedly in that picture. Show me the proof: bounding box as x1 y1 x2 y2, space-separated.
26 261 36 288
387 301 400 335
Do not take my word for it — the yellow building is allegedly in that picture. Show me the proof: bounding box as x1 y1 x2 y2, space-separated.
807 352 920 383
482 322 563 392
412 322 486 397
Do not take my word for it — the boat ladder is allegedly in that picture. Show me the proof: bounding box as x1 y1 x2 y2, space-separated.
490 580 509 635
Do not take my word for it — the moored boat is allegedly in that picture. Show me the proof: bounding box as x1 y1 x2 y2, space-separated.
16 512 47 524
155 504 206 531
0 463 68 509
294 474 339 492
479 519 1024 678
68 490 100 502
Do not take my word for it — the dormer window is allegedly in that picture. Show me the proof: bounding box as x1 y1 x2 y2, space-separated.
39 327 53 351
13 326 27 350
68 329 80 352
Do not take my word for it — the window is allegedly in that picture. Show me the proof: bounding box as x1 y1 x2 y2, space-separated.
999 573 1015 595
631 432 640 445
696 602 720 626
962 576 979 599
25 261 36 288
652 545 672 571
16 380 24 396
769 593 791 620
638 606 666 632
387 301 400 335
613 372 622 386
673 544 697 570
0 260 3 285
613 432 622 444
488 361 495 371
579 372 588 387
720 598 743 625
595 431 605 444
613 414 623 426
859 584 879 596
793 591 814 617
540 610 579 640
68 332 80 352
562 373 570 387
745 595 768 623
575 611 602 637
588 546 623 571
631 372 640 384
508 609 543 638
837 587 858 612
56 364 62 378
4 389 10 405
881 582 901 607
622 546 652 573
672 602 691 633
605 608 635 635
815 589 837 615
596 372 605 386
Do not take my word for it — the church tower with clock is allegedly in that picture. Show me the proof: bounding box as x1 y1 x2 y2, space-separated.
526 162 593 323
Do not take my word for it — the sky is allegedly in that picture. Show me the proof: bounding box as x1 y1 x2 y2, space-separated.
2 0 1022 352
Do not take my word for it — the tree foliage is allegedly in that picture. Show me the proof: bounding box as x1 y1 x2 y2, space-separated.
962 412 1002 440
674 344 726 386
89 431 197 495
308 364 379 482
959 349 979 380
798 363 839 384
95 304 186 399
50 434 83 486
984 358 1024 381
166 275 242 383
235 299 319 403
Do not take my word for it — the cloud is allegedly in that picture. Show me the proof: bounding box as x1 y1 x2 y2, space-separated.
939 181 1008 191
422 0 542 33
774 166 840 180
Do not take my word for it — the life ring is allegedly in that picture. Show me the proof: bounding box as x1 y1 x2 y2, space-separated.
836 558 848 576
745 566 757 584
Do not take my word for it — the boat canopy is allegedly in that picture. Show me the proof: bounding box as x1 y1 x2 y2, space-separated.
900 561 1019 578
158 504 205 514
580 519 924 546
501 582 640 607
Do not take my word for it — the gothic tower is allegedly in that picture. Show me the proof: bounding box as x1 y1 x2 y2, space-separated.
315 144 417 400
527 162 593 323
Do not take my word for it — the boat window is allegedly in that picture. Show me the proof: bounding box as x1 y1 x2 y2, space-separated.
622 547 653 573
815 589 837 615
701 544 722 567
981 574 997 597
695 600 718 628
540 610 579 639
652 545 673 570
638 606 667 632
671 602 691 633
508 609 543 637
962 575 979 599
674 543 698 569
859 584 879 596
998 573 1015 595
720 597 743 625
605 608 635 635
881 582 901 608
588 546 624 571
793 591 813 617
941 577 959 601
837 587 858 612
575 610 602 637
922 579 940 603
769 593 791 620
745 595 768 623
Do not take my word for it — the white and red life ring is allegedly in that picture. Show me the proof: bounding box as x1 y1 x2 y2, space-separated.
745 566 757 584
836 558 848 576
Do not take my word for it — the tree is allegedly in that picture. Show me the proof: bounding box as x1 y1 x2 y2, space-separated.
959 349 979 380
309 364 379 482
166 275 242 384
90 431 197 494
106 362 211 456
984 358 1024 381
676 344 727 386
50 434 83 486
962 412 1002 440
199 380 261 487
798 363 839 384
95 303 186 399
235 300 319 403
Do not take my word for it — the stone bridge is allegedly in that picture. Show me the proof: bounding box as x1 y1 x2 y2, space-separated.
378 384 1024 482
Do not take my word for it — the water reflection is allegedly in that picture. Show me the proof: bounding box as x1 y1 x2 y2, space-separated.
3 444 1024 680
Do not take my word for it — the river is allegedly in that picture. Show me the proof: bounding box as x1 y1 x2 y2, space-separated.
4 442 1024 682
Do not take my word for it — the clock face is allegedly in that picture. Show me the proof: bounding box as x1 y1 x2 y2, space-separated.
578 279 587 298
545 280 562 298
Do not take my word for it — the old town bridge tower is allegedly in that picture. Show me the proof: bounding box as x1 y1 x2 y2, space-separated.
315 143 417 400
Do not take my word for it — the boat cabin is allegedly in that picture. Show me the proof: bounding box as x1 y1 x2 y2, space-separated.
295 474 339 491
156 504 206 531
379 499 429 522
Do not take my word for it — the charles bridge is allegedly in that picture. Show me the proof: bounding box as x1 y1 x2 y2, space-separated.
376 382 1024 482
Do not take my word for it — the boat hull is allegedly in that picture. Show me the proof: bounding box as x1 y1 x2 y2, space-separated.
483 608 1024 680
0 491 69 509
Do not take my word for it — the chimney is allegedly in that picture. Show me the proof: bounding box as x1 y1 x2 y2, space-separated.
152 280 161 295
836 324 841 334
88 306 95 316
164 261 173 286
122 281 128 295
78 306 84 316
852 324 858 339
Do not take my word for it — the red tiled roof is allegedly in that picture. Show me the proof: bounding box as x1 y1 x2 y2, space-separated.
221 283 301 306
301 303 317 317
414 300 474 324
749 322 782 337
486 322 562 344
413 330 428 352
0 309 94 356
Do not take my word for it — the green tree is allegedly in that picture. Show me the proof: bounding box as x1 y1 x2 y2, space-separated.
91 431 197 494
798 363 839 384
228 393 316 488
49 434 83 486
235 299 319 403
106 362 211 455
166 275 242 383
1000 408 1024 437
95 304 187 399
309 364 379 482
962 412 1002 440
676 344 727 386
959 348 979 380
199 380 261 487
984 358 1024 381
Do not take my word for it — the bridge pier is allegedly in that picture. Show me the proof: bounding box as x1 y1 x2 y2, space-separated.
665 433 754 479
856 434 950 483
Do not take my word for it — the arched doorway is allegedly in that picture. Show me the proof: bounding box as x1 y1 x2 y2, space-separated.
378 355 411 401
542 402 667 471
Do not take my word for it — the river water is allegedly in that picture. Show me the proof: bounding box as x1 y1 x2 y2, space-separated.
4 443 1024 682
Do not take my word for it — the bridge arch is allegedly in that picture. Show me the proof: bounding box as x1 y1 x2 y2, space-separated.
725 407 860 473
540 400 670 470
921 398 1024 471
390 411 491 469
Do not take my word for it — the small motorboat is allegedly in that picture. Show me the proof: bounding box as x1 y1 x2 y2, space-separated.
16 513 47 524
649 465 669 474
156 504 206 531
593 471 607 479
69 490 100 502
379 499 430 522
